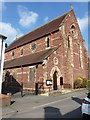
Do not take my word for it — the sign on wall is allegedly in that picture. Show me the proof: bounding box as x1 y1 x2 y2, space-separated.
46 80 52 86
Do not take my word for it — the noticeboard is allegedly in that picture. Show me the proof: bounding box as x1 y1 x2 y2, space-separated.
46 80 52 86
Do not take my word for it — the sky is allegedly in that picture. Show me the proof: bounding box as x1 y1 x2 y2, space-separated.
0 1 88 51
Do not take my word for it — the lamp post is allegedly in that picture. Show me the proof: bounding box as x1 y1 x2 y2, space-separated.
0 34 7 94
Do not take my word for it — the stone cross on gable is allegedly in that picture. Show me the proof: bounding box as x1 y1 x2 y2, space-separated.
70 4 73 10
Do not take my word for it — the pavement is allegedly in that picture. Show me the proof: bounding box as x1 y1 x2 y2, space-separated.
1 88 88 118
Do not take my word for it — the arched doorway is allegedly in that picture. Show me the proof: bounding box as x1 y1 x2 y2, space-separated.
53 71 57 90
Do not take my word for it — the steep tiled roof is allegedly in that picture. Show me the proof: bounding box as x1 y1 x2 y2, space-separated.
4 47 58 69
5 10 70 52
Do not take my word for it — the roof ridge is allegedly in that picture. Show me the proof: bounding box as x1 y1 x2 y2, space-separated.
29 10 70 33
11 10 71 43
6 10 73 52
59 9 74 26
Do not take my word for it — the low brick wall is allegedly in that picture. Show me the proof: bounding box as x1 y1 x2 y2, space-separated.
0 94 11 106
40 88 86 96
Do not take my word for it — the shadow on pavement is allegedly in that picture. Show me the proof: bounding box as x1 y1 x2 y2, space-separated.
11 101 15 105
71 97 82 105
44 97 84 120
44 106 83 120
44 106 62 119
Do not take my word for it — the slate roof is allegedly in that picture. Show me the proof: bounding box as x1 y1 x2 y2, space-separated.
5 10 70 52
4 46 59 69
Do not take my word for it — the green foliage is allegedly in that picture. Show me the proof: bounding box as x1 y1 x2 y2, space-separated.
74 77 88 89
74 78 80 89
87 80 90 90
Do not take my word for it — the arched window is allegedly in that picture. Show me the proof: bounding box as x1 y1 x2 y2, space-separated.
46 37 50 48
71 25 76 36
11 51 14 56
21 48 23 55
31 43 36 51
67 35 70 48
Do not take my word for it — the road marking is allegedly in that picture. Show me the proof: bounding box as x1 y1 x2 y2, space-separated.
32 97 70 109
32 93 85 109
2 91 86 116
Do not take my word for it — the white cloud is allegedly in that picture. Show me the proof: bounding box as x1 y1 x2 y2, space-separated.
44 16 49 23
88 16 90 26
0 22 23 45
18 5 39 28
0 2 2 20
77 13 88 51
0 2 7 23
77 14 88 32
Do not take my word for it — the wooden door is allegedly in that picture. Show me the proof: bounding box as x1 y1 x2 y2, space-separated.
53 71 57 90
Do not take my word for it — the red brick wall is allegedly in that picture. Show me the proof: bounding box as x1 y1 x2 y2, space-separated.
5 36 47 61
4 10 88 90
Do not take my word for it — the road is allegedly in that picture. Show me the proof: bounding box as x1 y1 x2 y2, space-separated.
2 89 87 119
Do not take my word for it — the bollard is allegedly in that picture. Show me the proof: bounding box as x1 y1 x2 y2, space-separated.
21 82 23 97
35 83 38 95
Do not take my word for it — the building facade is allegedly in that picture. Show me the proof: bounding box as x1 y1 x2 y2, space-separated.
4 10 88 92
0 34 7 93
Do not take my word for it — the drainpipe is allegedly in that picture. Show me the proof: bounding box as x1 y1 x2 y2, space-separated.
21 66 23 97
0 35 7 94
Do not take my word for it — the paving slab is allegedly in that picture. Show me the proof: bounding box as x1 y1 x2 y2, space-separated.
1 88 87 118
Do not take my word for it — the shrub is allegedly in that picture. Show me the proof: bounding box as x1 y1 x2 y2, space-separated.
82 78 88 88
78 77 83 88
87 80 90 90
74 78 81 89
74 77 88 89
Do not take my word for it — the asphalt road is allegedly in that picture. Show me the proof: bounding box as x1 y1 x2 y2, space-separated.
2 89 88 119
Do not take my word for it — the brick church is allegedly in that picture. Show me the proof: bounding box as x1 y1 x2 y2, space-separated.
4 9 88 92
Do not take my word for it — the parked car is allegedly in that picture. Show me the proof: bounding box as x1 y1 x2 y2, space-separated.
82 92 90 119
